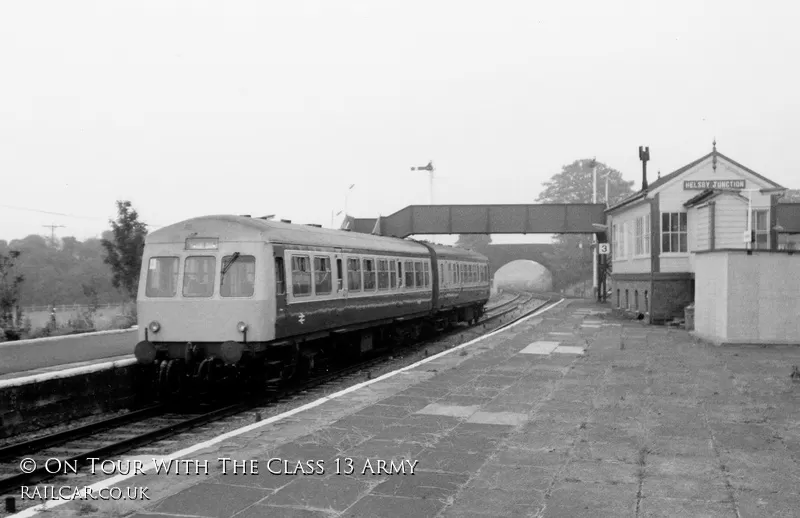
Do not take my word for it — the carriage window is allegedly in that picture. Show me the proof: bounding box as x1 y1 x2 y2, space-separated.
314 256 332 295
389 260 397 289
146 257 179 297
291 255 311 297
423 263 430 287
183 256 216 297
275 257 285 295
404 260 414 288
336 258 343 291
221 255 255 297
414 261 424 288
347 257 361 291
439 264 444 286
378 259 389 290
397 261 403 287
363 258 376 290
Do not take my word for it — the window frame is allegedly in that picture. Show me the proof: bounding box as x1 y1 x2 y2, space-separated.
290 254 312 298
752 209 770 250
275 257 286 296
404 260 415 289
377 258 390 290
362 257 376 291
182 255 216 298
635 217 643 256
220 254 256 298
145 256 180 298
313 255 333 296
347 256 362 292
661 212 688 254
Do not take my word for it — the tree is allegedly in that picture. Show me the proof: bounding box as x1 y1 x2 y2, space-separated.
0 250 25 331
101 201 148 300
537 158 635 290
455 234 492 253
780 188 800 203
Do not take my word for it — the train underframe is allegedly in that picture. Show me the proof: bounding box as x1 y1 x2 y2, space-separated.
137 303 486 402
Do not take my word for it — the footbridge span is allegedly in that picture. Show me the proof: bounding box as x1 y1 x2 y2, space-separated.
342 203 608 283
344 204 608 241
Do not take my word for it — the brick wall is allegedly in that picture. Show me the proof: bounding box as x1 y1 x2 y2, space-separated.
610 274 694 324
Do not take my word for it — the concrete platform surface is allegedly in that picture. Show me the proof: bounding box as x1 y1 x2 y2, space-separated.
18 300 800 518
0 330 135 376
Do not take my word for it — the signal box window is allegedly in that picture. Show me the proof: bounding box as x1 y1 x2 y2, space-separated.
363 258 376 290
275 257 286 295
291 255 311 296
661 212 687 253
146 257 179 297
389 260 397 289
347 257 361 291
377 259 389 290
404 260 414 288
314 256 332 295
221 255 255 297
183 256 216 297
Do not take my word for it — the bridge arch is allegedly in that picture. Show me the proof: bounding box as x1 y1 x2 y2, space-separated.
483 244 556 279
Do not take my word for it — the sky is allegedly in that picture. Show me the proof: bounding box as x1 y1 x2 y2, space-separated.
1 0 798 246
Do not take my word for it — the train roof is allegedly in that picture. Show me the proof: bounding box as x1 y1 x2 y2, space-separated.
146 215 488 260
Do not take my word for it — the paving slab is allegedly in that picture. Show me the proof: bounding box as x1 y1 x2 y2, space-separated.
28 299 800 518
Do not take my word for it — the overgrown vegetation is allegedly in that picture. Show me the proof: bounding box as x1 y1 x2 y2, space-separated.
0 200 146 341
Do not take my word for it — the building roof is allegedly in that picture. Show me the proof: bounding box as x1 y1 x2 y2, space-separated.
683 189 749 208
606 148 785 214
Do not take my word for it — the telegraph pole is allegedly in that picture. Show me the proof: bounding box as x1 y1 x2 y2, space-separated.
411 160 435 204
591 158 598 301
42 224 65 244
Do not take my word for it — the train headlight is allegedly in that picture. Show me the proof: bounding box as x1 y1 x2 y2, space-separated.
237 321 248 333
148 321 161 333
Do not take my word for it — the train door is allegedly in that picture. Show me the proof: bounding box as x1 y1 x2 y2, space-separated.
273 249 288 335
334 248 345 298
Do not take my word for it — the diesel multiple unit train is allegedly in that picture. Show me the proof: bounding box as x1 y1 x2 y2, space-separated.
134 215 491 396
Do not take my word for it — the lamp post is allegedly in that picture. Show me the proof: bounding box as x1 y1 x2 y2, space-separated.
591 158 598 301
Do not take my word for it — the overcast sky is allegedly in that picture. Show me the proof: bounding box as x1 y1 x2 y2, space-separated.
1 0 797 246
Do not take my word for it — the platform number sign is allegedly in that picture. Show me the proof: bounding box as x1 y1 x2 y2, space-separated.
598 243 610 255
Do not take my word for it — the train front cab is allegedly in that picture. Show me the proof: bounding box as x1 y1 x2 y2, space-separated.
134 235 277 392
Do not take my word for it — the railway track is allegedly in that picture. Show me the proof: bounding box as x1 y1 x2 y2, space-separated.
0 293 554 512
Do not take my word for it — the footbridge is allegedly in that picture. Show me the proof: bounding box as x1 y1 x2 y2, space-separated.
343 204 609 241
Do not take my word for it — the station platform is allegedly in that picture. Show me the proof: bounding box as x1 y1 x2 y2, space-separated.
0 355 133 383
20 299 800 518
0 329 135 377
